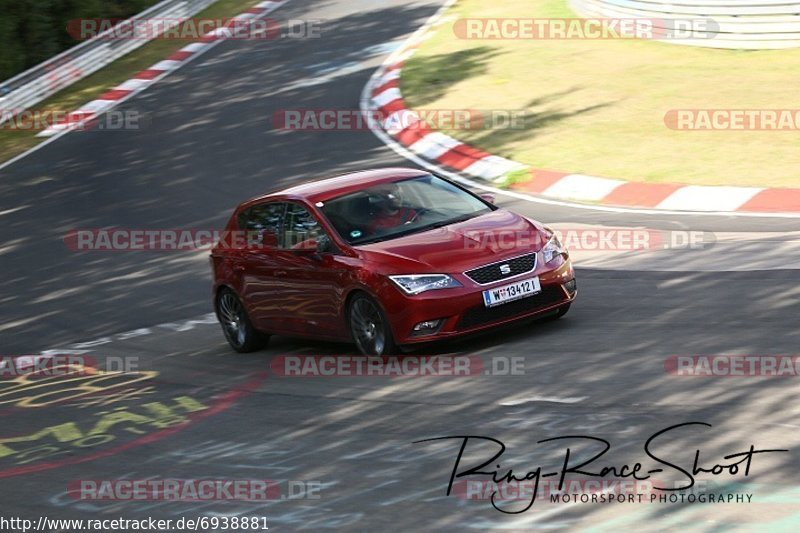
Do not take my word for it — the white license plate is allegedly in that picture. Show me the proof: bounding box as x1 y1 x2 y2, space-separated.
482 276 541 307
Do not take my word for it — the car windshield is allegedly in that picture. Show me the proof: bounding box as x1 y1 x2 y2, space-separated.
318 174 493 245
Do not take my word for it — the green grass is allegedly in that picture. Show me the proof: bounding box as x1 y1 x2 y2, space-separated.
0 0 261 165
401 0 800 188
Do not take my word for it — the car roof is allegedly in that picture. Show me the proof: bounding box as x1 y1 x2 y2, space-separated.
240 167 430 208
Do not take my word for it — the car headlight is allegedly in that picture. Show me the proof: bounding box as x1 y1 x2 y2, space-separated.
389 274 462 295
542 233 567 264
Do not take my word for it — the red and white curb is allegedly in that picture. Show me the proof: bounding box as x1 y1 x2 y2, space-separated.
362 1 800 216
504 169 800 213
375 86 527 182
37 0 288 137
508 172 800 214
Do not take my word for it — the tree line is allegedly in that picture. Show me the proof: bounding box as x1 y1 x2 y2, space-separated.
0 0 157 81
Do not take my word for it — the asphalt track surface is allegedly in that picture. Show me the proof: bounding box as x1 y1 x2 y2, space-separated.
1 0 800 530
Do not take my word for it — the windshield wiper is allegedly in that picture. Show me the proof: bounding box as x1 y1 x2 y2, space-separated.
353 212 484 245
425 212 480 230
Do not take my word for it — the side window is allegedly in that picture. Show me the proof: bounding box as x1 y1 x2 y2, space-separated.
282 203 332 251
237 202 285 247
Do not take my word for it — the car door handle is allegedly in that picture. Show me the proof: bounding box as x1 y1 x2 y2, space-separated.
275 270 287 276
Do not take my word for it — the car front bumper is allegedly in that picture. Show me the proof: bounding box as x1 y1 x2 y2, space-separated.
382 257 576 345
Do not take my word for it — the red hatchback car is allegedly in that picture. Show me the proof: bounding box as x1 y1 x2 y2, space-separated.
211 168 576 355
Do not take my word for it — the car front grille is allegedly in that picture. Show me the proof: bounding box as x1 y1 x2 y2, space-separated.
457 286 566 330
464 253 537 285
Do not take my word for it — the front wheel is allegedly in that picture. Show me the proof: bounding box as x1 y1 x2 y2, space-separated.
217 289 269 353
556 303 571 318
348 294 397 355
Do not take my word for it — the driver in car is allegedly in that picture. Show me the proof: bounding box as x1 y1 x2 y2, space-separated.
368 183 418 234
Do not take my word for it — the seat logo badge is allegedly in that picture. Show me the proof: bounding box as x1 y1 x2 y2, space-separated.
499 264 511 275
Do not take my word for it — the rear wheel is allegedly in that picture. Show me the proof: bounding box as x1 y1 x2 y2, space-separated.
217 289 269 353
348 294 397 356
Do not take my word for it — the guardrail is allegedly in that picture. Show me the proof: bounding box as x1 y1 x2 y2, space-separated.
0 0 217 125
570 0 800 49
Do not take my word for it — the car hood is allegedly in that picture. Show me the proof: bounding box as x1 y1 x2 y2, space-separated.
357 209 547 272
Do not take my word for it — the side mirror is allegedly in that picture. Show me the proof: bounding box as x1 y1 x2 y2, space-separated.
479 193 496 204
293 238 319 252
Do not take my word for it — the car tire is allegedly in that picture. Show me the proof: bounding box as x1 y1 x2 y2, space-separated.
556 303 571 318
348 293 397 356
216 288 269 353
